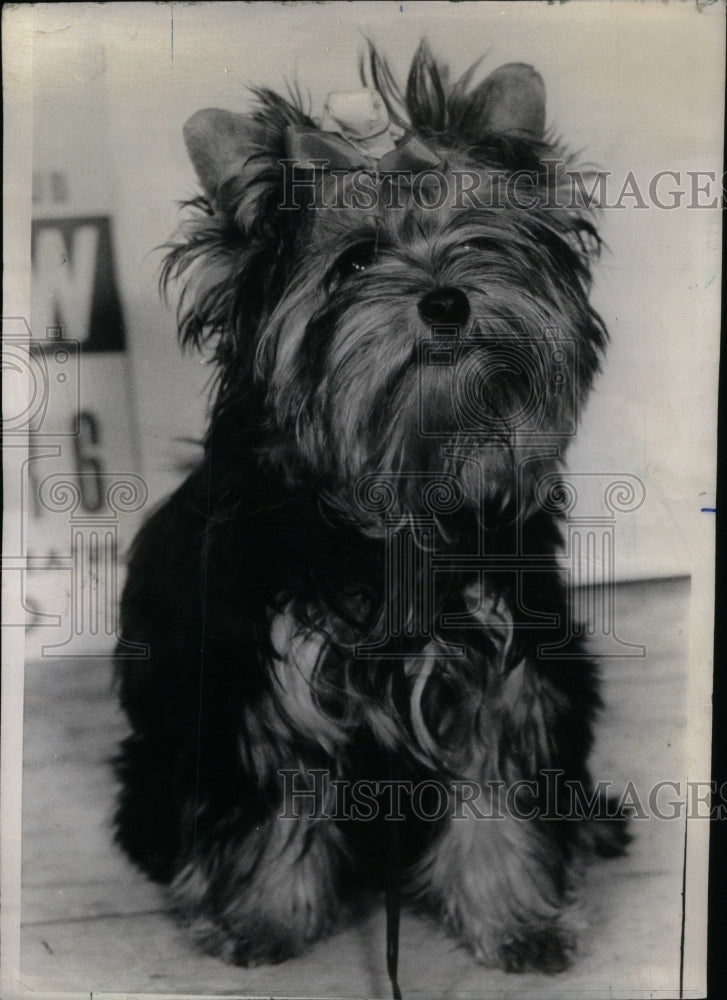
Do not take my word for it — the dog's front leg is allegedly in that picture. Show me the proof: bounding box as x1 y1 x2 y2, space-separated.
167 785 344 966
407 645 594 973
410 778 578 973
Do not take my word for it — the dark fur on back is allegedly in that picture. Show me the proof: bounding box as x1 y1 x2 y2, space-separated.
114 42 626 976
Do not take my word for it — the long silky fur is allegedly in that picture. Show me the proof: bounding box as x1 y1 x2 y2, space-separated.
113 41 627 974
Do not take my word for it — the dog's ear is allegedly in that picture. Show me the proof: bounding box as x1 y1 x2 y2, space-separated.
183 90 314 230
183 109 267 204
163 91 314 355
183 107 292 233
164 98 311 356
370 42 546 146
473 63 545 139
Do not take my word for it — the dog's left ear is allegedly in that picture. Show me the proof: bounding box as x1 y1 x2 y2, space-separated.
474 63 545 139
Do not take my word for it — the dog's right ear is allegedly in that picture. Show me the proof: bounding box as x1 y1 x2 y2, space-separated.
165 97 310 354
183 109 260 201
183 109 275 220
181 94 313 235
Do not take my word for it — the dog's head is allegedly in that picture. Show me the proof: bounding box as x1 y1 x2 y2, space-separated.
165 43 607 530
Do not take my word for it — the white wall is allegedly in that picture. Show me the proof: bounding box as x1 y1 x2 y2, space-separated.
26 0 724 582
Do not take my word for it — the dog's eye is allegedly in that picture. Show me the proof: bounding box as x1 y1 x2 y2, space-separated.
334 245 379 280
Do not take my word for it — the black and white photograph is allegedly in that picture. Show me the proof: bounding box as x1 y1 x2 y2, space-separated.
2 2 724 998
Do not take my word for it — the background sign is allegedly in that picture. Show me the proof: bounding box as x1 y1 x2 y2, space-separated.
24 98 146 656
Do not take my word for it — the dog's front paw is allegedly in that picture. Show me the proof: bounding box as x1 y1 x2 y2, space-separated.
456 917 576 974
167 814 342 966
496 924 576 974
188 912 332 967
589 811 632 859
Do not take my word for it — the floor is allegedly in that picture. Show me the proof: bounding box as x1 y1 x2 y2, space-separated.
18 577 697 999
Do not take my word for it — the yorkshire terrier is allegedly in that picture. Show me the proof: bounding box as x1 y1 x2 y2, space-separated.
114 42 628 982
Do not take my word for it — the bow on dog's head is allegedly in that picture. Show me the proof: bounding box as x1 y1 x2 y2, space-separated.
183 52 546 207
165 42 550 367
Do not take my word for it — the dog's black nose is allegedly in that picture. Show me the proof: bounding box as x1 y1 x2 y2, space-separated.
417 287 470 328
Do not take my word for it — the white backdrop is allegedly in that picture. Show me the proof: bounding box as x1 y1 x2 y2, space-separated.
23 1 726 584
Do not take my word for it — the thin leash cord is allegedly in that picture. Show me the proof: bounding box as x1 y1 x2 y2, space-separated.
385 754 403 1000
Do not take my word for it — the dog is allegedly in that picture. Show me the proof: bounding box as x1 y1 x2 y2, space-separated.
114 41 628 982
